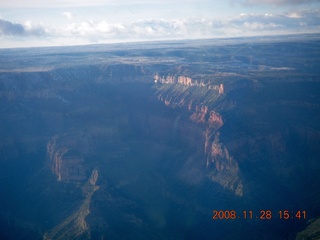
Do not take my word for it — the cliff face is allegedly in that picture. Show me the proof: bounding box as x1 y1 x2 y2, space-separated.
153 69 320 200
44 169 100 240
154 73 224 94
155 78 243 196
47 134 90 182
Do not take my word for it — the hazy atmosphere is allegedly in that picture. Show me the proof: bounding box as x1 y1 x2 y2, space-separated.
0 0 320 48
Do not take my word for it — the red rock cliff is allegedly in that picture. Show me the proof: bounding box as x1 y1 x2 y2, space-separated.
156 81 243 196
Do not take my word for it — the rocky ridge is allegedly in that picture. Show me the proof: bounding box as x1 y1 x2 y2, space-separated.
155 74 243 196
47 133 90 182
44 169 100 240
154 74 224 94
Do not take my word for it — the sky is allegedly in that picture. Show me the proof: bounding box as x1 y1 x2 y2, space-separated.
0 0 320 48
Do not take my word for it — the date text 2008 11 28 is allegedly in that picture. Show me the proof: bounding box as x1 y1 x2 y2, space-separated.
212 210 307 220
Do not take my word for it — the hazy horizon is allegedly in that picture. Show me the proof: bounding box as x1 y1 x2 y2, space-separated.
0 0 320 48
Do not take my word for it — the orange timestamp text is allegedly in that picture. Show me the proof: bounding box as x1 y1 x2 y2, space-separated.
212 210 306 220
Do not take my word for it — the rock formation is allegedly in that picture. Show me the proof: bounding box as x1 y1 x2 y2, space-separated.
154 73 224 95
44 169 100 240
155 79 243 196
47 134 89 182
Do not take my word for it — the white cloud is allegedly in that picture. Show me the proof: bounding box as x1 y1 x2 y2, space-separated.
0 18 46 36
235 0 319 6
286 12 302 19
243 21 279 30
54 11 318 41
0 0 113 8
0 0 214 8
62 12 74 20
1 8 319 48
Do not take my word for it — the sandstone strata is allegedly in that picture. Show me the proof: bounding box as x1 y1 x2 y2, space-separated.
154 74 224 94
47 134 89 182
156 79 243 196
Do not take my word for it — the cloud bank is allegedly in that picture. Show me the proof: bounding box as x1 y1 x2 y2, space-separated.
57 9 320 40
0 0 212 8
62 12 74 20
0 19 46 36
1 9 319 47
235 0 319 6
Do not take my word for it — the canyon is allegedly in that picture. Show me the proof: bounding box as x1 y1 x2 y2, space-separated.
0 34 320 239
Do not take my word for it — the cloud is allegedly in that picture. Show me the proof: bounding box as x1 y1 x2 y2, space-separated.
286 12 302 18
0 0 113 8
229 9 320 28
47 9 320 43
58 18 216 41
62 12 74 20
0 0 212 8
1 8 320 48
234 0 319 6
0 19 25 35
0 19 46 36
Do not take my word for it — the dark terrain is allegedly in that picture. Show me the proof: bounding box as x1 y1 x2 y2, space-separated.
0 34 320 239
